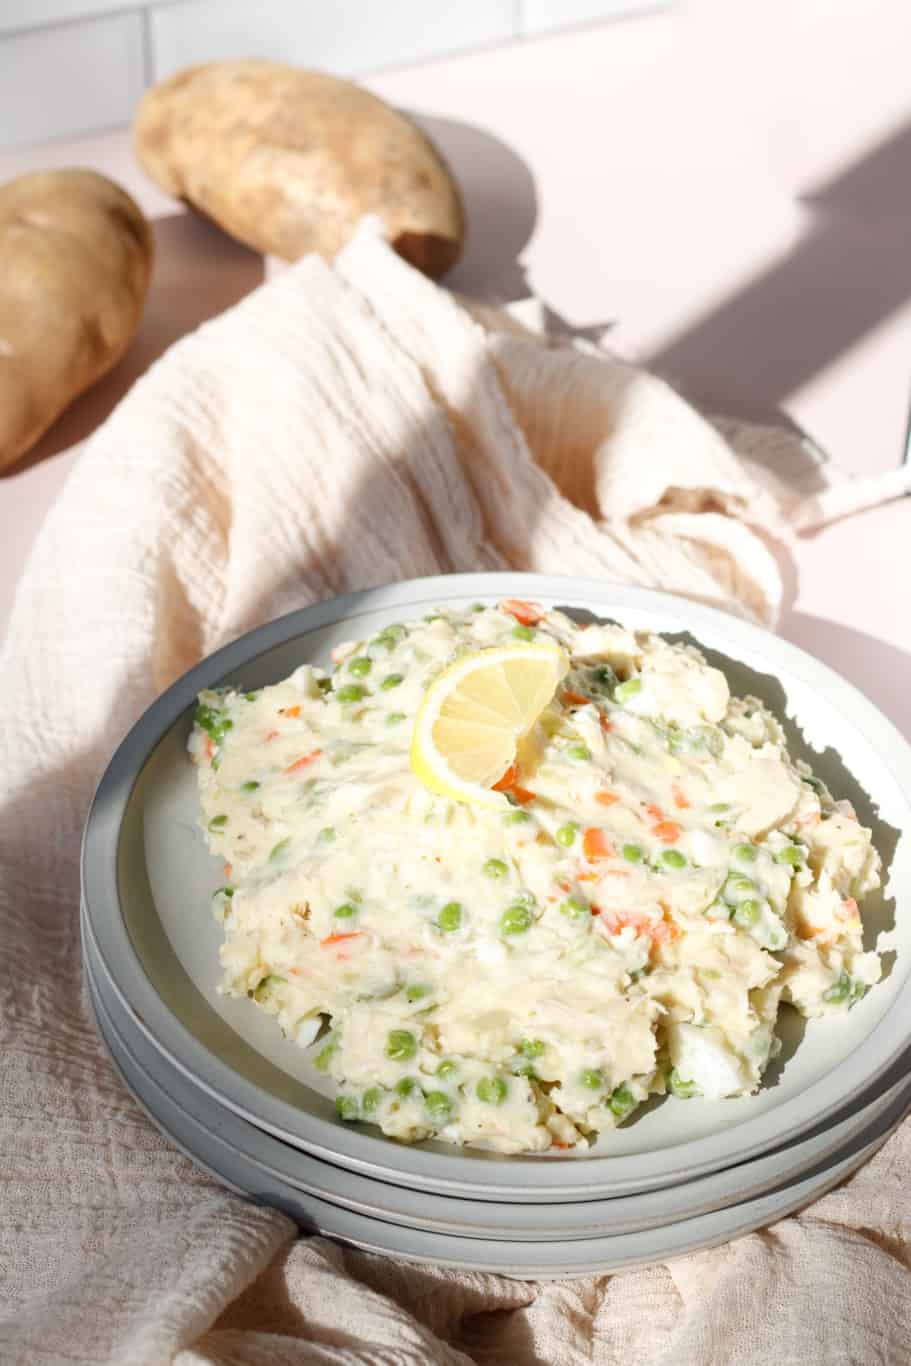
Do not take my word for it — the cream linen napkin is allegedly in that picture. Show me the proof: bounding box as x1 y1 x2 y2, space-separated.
2 223 910 1366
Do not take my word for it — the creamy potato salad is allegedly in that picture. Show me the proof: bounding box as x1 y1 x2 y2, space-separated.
191 602 882 1153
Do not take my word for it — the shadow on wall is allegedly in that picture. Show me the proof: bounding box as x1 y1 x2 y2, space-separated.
407 112 539 304
643 119 911 437
3 211 266 477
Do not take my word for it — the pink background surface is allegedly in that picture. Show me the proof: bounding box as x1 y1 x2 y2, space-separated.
1 0 909 736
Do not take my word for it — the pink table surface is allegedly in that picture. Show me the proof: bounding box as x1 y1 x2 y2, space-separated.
1 0 909 738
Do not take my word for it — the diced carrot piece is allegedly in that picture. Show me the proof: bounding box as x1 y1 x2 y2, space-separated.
578 871 600 882
204 736 215 762
595 790 619 807
583 828 614 862
281 704 302 718
653 821 682 844
598 713 613 734
284 749 322 776
511 785 537 805
492 763 518 792
645 803 665 823
320 931 364 948
671 784 690 810
561 689 591 708
499 598 544 627
223 863 233 878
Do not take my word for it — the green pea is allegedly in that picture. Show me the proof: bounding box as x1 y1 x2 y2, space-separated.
438 902 463 932
659 849 687 870
333 903 358 920
733 843 758 863
335 1095 359 1121
669 1069 702 1099
395 1077 416 1097
405 983 430 1003
521 1039 546 1059
725 875 756 899
823 973 853 1004
559 895 589 921
313 1038 336 1071
195 702 233 744
362 1087 381 1114
500 904 533 935
214 885 234 900
386 1030 417 1062
476 1076 508 1105
776 845 805 867
708 801 732 814
567 744 591 762
335 684 365 703
425 1091 452 1119
614 678 643 704
483 858 509 879
512 625 535 641
386 712 406 726
244 692 259 702
556 823 578 847
504 809 531 825
376 623 407 650
733 899 762 928
348 656 372 677
609 1084 636 1119
436 1059 457 1079
581 1068 604 1090
241 780 260 793
471 603 486 613
380 673 404 691
208 814 228 831
622 844 644 864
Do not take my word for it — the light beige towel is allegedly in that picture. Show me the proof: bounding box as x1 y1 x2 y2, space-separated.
2 224 909 1365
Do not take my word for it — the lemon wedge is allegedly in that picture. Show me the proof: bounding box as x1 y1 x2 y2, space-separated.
410 640 568 806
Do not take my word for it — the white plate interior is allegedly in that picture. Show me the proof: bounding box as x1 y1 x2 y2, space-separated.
86 575 911 1195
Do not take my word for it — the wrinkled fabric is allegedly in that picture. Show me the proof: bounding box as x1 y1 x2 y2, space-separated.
1 225 907 1365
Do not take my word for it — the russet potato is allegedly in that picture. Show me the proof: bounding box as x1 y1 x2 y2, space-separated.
0 169 152 470
133 61 464 278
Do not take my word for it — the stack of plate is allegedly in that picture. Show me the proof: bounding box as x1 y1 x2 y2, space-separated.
81 574 911 1278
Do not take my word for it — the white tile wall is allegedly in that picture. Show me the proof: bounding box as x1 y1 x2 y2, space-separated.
0 11 145 149
149 0 515 83
0 1 142 37
0 0 671 149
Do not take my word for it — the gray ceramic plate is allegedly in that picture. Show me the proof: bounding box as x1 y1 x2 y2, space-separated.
84 915 911 1242
82 574 910 1201
86 942 906 1279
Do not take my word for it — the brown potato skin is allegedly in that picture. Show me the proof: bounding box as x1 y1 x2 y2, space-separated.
133 61 464 277
0 169 152 470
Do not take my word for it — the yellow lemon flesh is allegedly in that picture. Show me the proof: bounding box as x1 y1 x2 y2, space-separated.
410 640 568 806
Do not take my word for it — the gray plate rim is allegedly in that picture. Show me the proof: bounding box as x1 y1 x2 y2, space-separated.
81 572 911 1199
86 945 905 1279
84 919 911 1242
